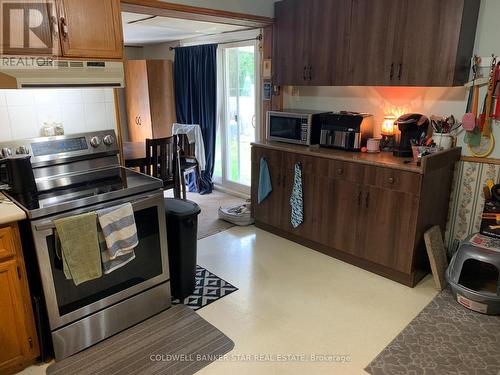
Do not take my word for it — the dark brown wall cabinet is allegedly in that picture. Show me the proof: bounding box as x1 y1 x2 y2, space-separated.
251 143 461 286
274 0 480 86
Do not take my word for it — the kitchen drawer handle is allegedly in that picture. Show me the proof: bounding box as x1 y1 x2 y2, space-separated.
60 17 68 38
388 177 394 184
50 15 58 37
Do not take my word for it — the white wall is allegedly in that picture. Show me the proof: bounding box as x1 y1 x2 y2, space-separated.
143 41 179 60
283 0 500 158
160 0 276 18
0 88 116 141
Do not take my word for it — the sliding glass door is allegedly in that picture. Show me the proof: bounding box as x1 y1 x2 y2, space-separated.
214 40 259 194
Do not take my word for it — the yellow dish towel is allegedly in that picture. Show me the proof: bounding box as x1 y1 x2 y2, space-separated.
54 212 102 286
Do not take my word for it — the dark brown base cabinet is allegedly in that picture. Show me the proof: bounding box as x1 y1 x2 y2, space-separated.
251 142 461 287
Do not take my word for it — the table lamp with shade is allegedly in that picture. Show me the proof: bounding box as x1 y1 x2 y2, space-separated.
380 115 396 151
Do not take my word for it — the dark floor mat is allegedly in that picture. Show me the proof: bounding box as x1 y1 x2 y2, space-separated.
365 288 500 375
47 304 234 375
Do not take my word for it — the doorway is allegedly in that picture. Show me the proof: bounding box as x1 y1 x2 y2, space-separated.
214 40 260 194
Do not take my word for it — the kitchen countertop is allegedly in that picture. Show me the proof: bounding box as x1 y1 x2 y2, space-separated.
252 141 461 174
0 193 26 224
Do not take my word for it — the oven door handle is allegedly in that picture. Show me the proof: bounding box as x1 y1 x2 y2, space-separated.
34 193 161 231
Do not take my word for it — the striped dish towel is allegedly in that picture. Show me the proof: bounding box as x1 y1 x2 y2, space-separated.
96 203 138 274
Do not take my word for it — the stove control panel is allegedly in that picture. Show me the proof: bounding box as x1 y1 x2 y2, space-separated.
0 130 119 165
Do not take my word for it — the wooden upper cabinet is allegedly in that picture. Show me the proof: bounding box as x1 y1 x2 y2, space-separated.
124 60 153 142
348 0 406 86
399 0 480 86
274 0 351 86
124 59 176 142
57 0 123 59
273 0 310 86
273 0 480 87
0 0 60 56
308 0 352 85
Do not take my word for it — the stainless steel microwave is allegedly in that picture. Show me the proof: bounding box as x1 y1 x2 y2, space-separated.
267 110 328 145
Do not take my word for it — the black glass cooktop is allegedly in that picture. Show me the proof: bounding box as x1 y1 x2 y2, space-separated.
5 167 162 219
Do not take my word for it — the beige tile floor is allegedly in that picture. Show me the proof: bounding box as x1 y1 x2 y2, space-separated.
20 225 437 375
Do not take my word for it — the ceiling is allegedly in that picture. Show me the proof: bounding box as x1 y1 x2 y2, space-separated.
122 12 247 45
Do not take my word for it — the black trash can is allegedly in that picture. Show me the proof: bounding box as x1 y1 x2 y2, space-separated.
164 198 201 299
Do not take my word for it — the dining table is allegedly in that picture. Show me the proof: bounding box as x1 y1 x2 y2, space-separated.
123 141 147 173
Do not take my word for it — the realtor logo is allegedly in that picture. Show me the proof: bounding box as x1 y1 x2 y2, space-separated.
1 0 55 55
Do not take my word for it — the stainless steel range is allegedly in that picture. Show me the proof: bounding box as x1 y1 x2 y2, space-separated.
0 130 170 360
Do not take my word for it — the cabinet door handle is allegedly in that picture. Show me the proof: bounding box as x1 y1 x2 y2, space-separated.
390 63 394 80
60 17 68 39
398 63 402 80
337 167 344 175
303 65 307 81
357 191 362 206
50 15 58 38
308 65 313 81
388 177 394 184
365 191 370 208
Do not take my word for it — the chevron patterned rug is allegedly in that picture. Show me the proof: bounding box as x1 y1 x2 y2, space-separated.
172 265 238 310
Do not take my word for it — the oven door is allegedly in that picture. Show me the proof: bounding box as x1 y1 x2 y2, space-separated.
31 190 169 330
267 112 310 145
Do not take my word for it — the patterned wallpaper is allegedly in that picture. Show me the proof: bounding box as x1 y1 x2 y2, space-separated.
445 160 500 254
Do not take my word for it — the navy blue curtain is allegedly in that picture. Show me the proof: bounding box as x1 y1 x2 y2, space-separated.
174 44 217 195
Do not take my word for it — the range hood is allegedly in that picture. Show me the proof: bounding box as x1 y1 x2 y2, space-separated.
0 59 124 89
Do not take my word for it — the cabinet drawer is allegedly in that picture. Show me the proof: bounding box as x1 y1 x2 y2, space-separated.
328 160 364 183
364 166 421 195
0 226 16 261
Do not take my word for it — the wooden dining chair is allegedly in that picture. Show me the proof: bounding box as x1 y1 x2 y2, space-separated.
145 136 181 198
176 133 201 198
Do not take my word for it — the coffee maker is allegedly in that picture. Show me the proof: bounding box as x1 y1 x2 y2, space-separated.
393 113 430 157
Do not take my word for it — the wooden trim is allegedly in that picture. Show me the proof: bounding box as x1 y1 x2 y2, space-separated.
461 156 500 165
120 0 273 28
0 72 19 89
255 221 420 287
113 89 125 166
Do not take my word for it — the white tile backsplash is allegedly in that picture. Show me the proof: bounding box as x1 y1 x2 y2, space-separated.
9 107 38 139
5 90 34 106
0 92 6 107
84 102 107 131
83 88 105 103
59 88 83 104
0 107 12 141
0 88 116 141
104 89 114 103
61 103 86 134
